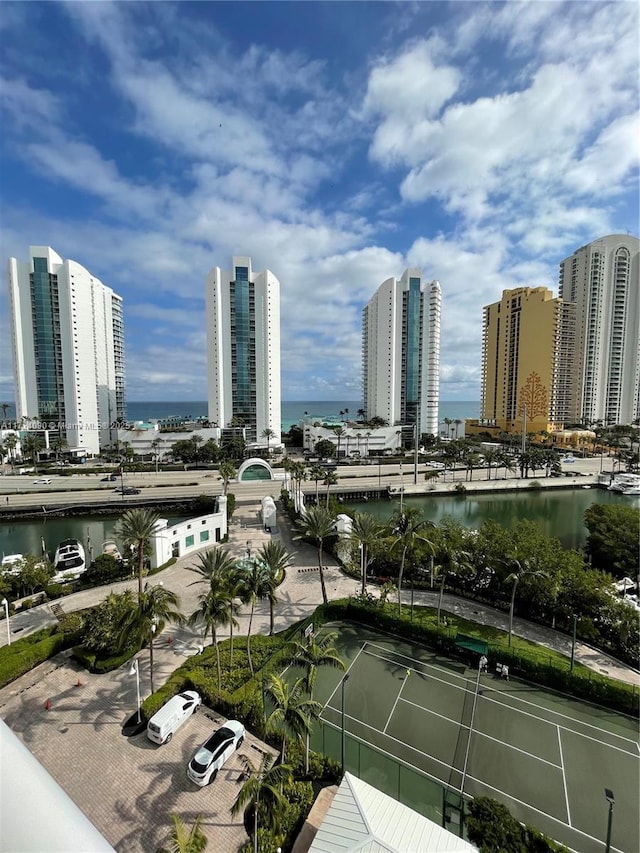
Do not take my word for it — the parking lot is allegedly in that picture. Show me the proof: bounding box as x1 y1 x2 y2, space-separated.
0 651 277 852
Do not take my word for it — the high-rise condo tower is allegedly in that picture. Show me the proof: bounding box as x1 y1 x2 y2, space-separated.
480 287 576 435
7 246 125 455
206 256 281 445
558 234 639 426
362 269 441 437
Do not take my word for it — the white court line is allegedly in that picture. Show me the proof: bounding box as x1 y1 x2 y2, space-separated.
478 689 637 757
362 647 468 695
383 670 410 734
364 639 638 750
322 644 366 711
398 696 562 770
466 774 626 853
557 725 572 826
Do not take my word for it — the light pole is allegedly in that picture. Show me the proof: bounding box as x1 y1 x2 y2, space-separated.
1 598 10 645
341 673 350 775
129 659 141 724
604 788 615 853
358 543 365 594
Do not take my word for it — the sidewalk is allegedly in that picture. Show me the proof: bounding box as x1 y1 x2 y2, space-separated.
1 500 638 689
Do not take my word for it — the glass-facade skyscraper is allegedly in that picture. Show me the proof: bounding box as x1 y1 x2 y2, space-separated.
7 246 126 455
205 256 281 446
362 269 441 437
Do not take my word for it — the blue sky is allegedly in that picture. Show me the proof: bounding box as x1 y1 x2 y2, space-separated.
0 1 638 404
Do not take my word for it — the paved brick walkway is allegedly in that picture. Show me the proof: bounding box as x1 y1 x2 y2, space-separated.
0 498 637 852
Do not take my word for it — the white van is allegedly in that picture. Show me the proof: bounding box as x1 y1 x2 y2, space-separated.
146 690 201 745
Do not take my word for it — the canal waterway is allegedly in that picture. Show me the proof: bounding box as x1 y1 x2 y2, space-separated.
0 512 191 562
346 488 638 551
0 489 636 561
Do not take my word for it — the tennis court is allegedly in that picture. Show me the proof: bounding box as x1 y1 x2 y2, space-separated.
304 623 639 853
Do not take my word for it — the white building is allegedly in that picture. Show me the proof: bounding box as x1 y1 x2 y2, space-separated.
7 247 125 455
559 234 639 425
206 256 281 447
363 269 441 437
302 421 403 457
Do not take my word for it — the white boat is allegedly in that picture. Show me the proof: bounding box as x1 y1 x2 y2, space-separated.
53 539 86 579
608 473 640 495
1 554 24 576
102 540 123 562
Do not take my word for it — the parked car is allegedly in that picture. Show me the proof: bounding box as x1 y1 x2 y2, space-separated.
147 691 201 745
114 486 140 495
33 477 52 485
563 456 576 463
187 720 245 786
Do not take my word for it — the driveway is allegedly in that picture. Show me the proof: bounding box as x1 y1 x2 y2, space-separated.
0 652 277 852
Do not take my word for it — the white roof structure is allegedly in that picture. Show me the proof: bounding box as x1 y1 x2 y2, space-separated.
308 773 478 853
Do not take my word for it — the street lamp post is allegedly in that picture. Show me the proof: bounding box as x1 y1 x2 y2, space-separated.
129 659 141 724
341 673 350 775
604 788 615 853
1 598 10 645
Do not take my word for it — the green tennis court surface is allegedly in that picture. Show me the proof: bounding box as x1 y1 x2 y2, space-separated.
303 622 639 853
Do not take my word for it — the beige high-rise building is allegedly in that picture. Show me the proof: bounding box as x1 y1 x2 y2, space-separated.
478 287 575 436
558 234 639 426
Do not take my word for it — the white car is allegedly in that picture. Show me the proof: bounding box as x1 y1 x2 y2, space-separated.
563 456 576 463
33 477 52 485
426 461 445 469
187 720 245 786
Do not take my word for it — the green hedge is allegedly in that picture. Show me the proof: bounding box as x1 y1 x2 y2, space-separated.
315 600 639 718
467 796 569 852
71 643 139 674
0 627 79 689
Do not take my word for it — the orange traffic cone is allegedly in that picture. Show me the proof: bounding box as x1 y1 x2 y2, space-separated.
45 699 52 711
167 636 173 644
75 678 82 687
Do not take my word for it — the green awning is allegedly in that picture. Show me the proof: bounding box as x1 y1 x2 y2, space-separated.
455 633 488 655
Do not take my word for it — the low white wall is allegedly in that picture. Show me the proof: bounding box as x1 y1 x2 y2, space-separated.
150 495 228 568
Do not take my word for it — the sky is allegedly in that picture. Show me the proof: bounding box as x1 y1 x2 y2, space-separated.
0 1 638 405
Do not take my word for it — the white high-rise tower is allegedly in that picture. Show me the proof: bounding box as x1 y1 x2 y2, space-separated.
559 234 639 425
206 256 281 446
7 246 125 455
362 269 441 437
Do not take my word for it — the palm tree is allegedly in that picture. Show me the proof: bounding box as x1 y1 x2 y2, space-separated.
50 436 69 462
454 419 463 439
188 546 237 584
357 408 366 422
115 508 160 596
349 512 384 594
264 674 321 763
118 583 183 694
238 557 269 676
286 632 345 772
0 403 11 422
21 432 44 472
502 554 548 647
309 464 326 503
231 753 292 853
331 426 346 459
295 505 336 604
158 814 207 853
258 541 293 635
151 437 163 473
261 428 276 453
218 460 237 494
435 539 474 626
188 574 232 689
3 433 18 471
322 469 338 506
389 506 436 613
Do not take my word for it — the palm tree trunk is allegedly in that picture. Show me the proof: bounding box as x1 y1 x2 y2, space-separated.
247 602 255 675
437 573 446 625
397 545 407 613
317 541 328 604
137 543 144 597
509 578 518 647
213 627 221 689
269 599 274 636
149 630 155 694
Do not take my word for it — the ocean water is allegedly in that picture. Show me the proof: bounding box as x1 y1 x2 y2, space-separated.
126 400 480 433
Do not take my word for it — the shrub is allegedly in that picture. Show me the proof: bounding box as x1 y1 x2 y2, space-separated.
467 796 569 852
0 627 76 689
